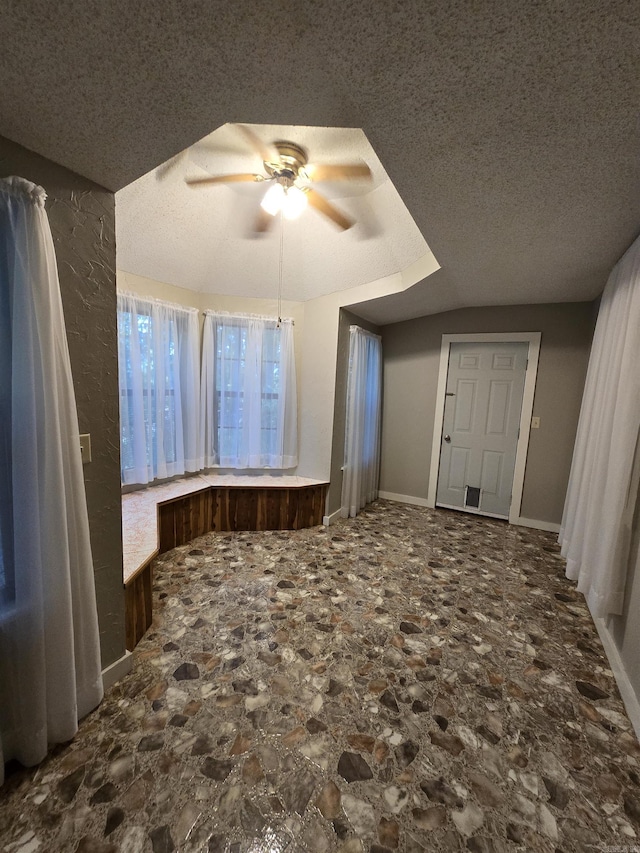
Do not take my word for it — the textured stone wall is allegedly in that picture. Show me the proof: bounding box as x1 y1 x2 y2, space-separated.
0 135 125 668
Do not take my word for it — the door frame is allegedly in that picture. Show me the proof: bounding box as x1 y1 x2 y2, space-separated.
427 332 541 525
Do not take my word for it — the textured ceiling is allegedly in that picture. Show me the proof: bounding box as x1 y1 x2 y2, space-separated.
0 1 638 323
115 124 434 302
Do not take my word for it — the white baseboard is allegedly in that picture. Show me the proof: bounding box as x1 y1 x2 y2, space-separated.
377 497 561 535
593 617 640 743
378 491 431 508
512 516 561 534
323 508 343 526
102 650 133 692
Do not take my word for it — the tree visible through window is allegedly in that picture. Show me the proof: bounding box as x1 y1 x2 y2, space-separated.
117 293 200 486
119 309 178 473
201 312 298 469
215 322 281 461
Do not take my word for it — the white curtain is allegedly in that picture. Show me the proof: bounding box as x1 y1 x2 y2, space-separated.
559 234 640 617
117 292 200 485
200 312 297 469
341 325 382 518
0 177 103 784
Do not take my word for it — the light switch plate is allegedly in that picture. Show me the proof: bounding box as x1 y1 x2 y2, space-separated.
531 416 540 429
79 433 92 464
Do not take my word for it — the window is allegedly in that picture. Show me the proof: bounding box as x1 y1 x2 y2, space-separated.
200 312 297 469
117 293 200 485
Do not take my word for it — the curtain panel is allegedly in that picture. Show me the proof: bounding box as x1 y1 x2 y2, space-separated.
117 292 200 485
0 177 103 784
341 326 383 518
559 234 640 617
200 312 298 469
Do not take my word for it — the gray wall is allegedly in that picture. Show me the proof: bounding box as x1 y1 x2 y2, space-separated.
328 309 381 516
380 303 595 525
0 136 125 668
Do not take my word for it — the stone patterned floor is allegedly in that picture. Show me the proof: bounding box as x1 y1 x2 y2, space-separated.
2 500 640 853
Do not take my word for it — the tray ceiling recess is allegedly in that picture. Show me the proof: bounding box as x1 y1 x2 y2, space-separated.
116 123 434 303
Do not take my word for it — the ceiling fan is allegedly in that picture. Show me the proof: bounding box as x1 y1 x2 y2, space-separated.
185 125 372 233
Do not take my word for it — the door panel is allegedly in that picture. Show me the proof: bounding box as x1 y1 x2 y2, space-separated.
492 353 516 370
447 446 470 492
453 380 477 432
459 353 480 369
436 341 528 518
486 380 511 435
480 450 503 496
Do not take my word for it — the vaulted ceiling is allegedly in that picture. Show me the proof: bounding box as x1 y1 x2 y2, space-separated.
0 1 638 323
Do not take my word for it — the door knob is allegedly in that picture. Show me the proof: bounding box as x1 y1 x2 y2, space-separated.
444 434 451 443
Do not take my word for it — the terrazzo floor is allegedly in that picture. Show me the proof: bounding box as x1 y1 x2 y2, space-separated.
2 500 640 853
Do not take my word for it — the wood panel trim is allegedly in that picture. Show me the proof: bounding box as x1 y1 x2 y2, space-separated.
158 484 328 553
124 551 159 588
125 482 327 650
125 562 153 650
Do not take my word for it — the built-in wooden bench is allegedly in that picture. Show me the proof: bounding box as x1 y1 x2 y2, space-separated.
122 474 329 650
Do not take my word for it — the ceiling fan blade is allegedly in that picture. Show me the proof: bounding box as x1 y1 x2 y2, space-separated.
253 206 276 234
306 189 354 231
185 173 264 187
306 163 372 182
235 125 281 166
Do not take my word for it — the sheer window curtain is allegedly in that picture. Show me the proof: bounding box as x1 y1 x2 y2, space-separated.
559 234 640 617
200 312 298 469
341 326 382 518
0 177 103 784
117 293 200 485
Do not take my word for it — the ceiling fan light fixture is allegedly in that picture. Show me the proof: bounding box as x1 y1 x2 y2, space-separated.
282 185 307 220
261 182 285 215
188 127 364 231
261 182 308 220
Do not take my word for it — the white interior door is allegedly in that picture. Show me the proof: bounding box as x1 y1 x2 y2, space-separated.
436 341 528 518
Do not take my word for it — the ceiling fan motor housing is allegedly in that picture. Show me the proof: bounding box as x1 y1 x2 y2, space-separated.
265 141 309 184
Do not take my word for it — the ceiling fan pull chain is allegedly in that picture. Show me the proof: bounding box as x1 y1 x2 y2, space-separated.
277 208 284 327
